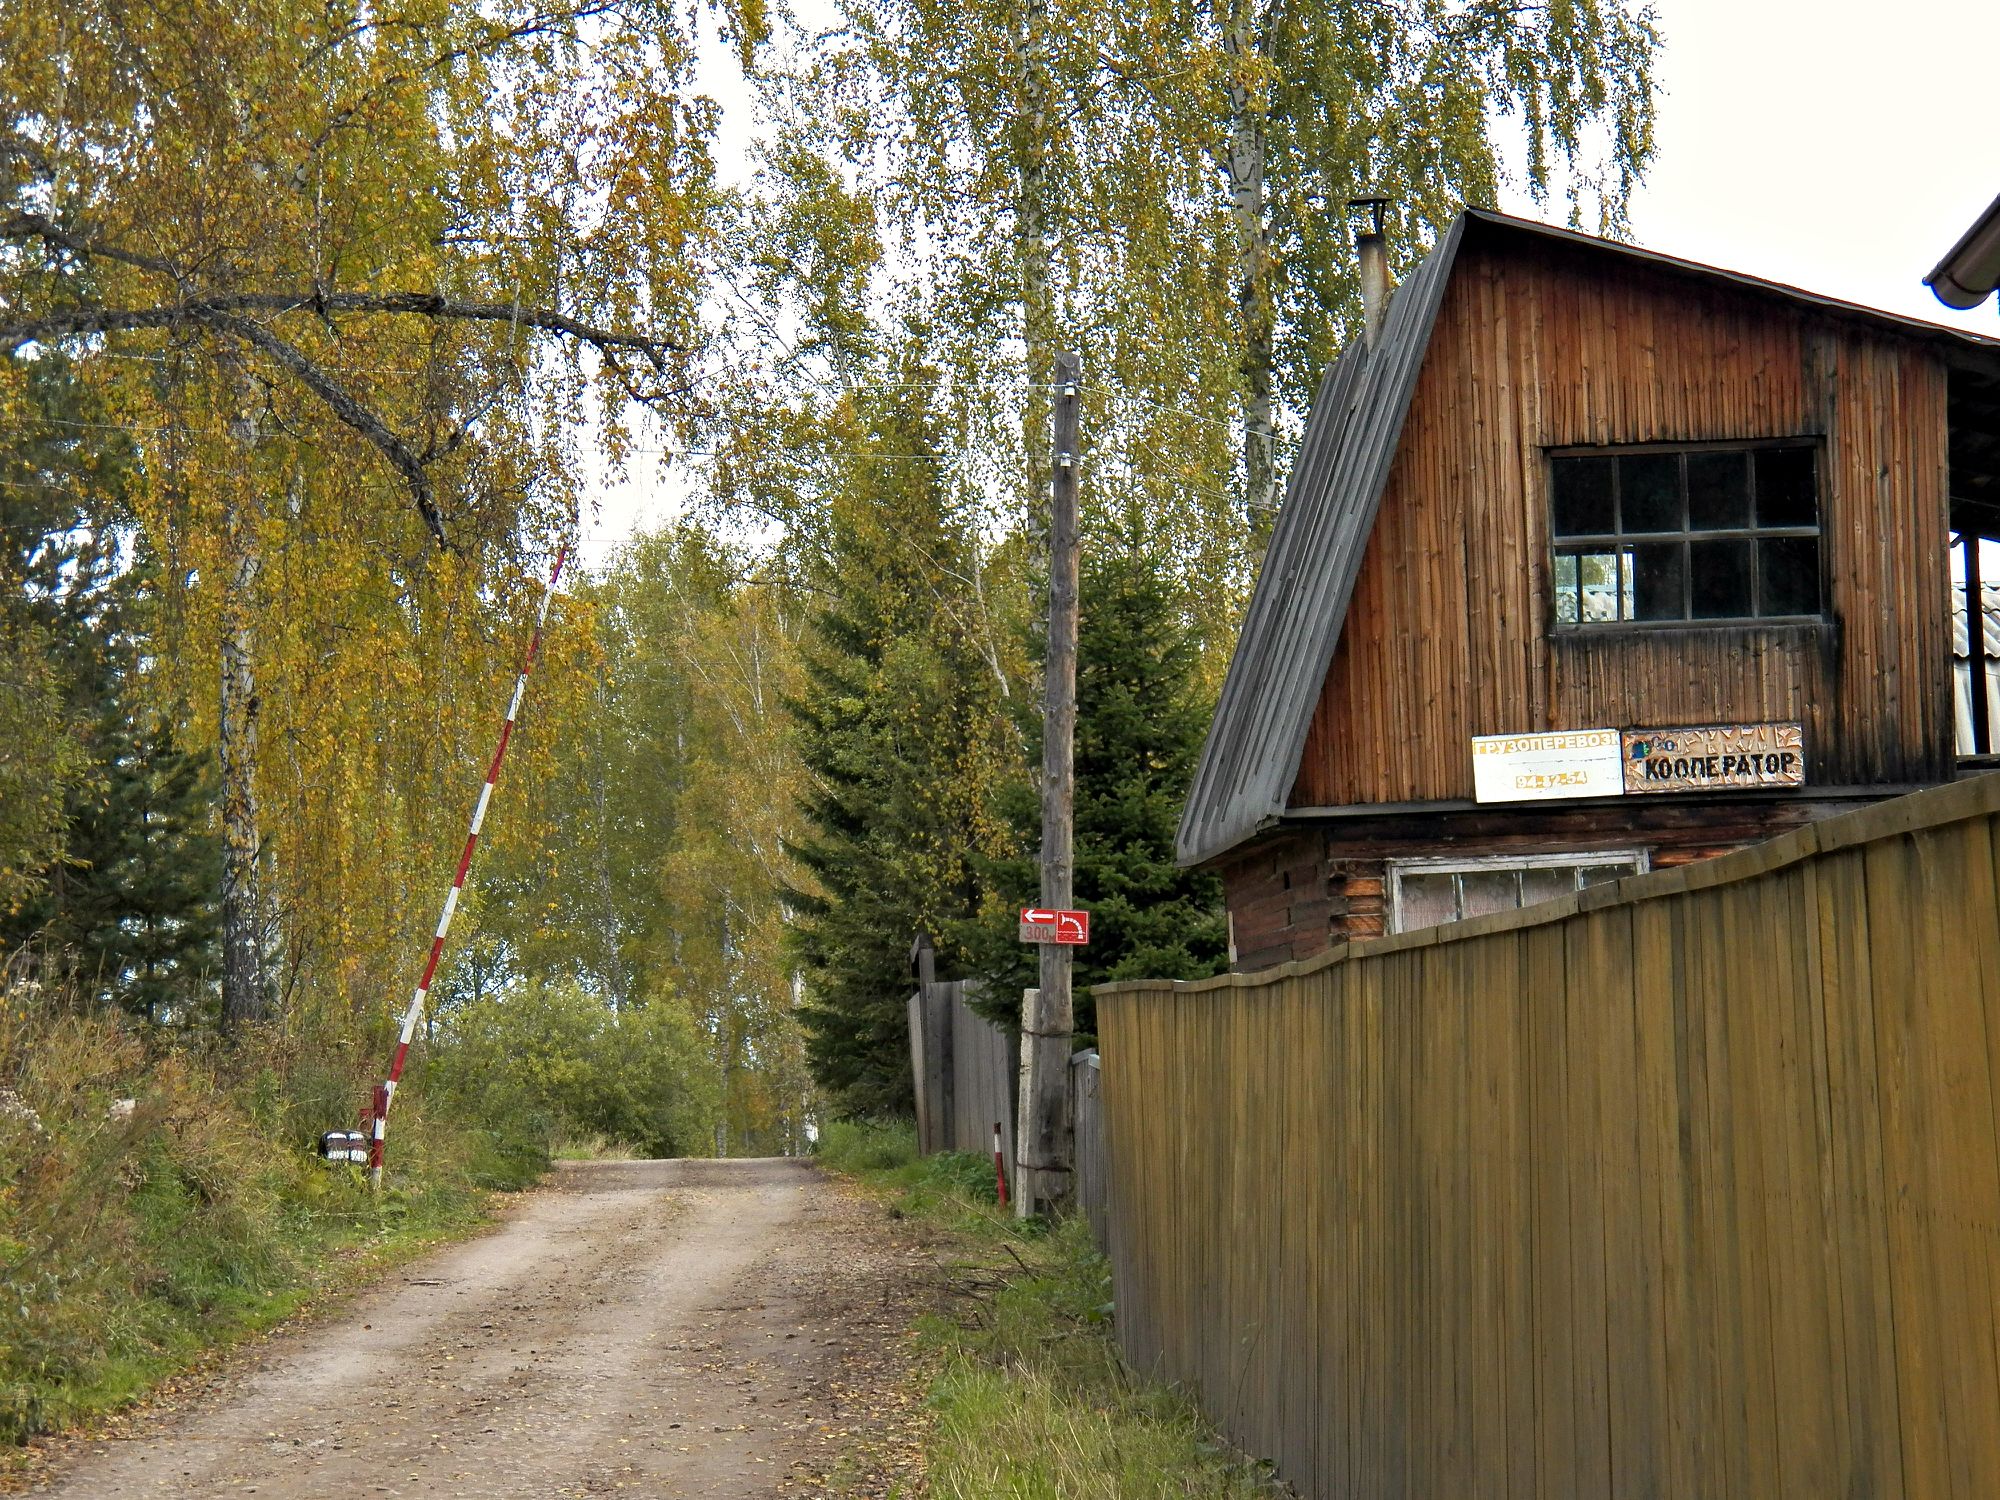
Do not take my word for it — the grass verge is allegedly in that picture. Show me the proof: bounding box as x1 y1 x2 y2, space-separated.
0 1001 546 1467
814 1119 1284 1499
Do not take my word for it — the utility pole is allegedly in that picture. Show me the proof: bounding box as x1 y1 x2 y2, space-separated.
1018 351 1080 1217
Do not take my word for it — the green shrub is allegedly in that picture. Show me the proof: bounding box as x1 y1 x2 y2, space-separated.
424 980 717 1159
813 1117 919 1174
0 992 522 1445
917 1148 1002 1204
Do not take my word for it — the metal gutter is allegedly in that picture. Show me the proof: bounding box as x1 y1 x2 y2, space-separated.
1927 193 2000 312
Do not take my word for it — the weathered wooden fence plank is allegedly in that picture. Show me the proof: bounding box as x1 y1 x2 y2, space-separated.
1095 774 2000 1499
904 980 1015 1190
1071 1051 1110 1251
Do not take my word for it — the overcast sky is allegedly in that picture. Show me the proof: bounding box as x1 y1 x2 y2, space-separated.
577 0 2000 563
1612 0 1996 331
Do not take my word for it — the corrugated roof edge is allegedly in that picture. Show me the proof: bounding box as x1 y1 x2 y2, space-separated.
1171 343 1367 865
1176 206 2000 871
1175 216 1467 867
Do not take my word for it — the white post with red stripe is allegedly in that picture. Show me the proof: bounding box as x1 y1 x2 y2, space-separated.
367 546 568 1189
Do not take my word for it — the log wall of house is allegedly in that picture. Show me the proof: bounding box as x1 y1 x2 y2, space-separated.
1223 797 1874 971
1293 235 1955 809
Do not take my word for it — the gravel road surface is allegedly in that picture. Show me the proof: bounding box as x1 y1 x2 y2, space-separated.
30 1158 927 1498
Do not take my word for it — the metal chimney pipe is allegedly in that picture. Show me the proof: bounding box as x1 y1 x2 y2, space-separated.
1349 196 1392 349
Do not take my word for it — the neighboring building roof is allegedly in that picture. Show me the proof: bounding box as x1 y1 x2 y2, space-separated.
1929 194 2000 312
1177 207 2000 869
1952 579 2000 661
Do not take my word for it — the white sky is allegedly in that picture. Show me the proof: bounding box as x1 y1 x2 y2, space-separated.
1611 0 1997 333
575 0 2000 567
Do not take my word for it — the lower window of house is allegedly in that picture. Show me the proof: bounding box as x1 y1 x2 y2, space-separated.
1389 852 1648 933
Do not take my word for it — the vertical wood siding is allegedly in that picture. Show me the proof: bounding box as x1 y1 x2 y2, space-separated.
1294 237 1954 806
1100 773 2000 1500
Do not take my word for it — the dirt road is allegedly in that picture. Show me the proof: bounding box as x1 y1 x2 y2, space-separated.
32 1158 928 1498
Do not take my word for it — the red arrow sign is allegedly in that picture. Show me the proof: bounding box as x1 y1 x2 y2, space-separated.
1018 907 1090 945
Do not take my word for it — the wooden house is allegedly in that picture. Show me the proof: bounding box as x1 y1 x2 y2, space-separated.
1180 208 2000 971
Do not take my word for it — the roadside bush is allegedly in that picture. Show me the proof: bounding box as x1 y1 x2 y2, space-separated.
426 979 718 1159
813 1117 918 1174
0 985 526 1445
917 1147 1002 1204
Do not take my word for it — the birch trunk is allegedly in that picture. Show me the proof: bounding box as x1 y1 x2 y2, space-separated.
1222 0 1276 542
218 483 267 1030
590 701 629 1010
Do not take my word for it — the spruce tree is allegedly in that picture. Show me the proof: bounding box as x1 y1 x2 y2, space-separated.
1 356 221 1015
782 383 1010 1116
0 355 121 905
963 542 1229 1038
44 676 222 1021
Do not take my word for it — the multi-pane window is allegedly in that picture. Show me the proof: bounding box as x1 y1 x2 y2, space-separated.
1389 853 1647 934
1551 442 1822 627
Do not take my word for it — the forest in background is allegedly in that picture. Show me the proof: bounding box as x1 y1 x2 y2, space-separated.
0 0 1659 1438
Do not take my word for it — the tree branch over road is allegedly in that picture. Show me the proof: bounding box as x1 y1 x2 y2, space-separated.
0 209 690 547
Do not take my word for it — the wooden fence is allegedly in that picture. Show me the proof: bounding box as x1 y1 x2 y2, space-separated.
906 983 1110 1240
907 979 1015 1188
1072 1050 1110 1250
1096 773 2000 1500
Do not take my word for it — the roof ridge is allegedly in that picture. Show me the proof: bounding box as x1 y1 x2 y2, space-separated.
1464 207 2000 355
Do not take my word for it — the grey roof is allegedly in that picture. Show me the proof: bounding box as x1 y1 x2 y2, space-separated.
1953 580 2000 659
1175 216 1467 867
1177 208 2000 869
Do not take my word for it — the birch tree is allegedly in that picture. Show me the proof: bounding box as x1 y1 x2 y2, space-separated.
757 0 1658 591
1 0 751 1027
1229 0 1661 524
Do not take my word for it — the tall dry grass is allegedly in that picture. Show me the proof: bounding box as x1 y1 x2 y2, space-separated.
0 981 533 1444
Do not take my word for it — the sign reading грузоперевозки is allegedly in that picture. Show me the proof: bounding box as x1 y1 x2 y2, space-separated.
1471 728 1625 803
1621 722 1805 793
1472 721 1806 803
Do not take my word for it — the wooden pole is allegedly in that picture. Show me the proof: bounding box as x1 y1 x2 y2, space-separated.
907 932 946 1154
1019 352 1081 1216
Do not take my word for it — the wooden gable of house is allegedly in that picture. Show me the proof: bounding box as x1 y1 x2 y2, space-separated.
1179 208 2000 870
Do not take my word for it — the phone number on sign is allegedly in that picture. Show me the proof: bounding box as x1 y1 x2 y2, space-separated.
1513 769 1595 791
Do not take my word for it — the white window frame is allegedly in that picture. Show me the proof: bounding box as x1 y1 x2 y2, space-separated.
1387 850 1651 934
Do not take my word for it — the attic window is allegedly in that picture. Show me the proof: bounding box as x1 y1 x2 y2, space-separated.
1550 442 1823 627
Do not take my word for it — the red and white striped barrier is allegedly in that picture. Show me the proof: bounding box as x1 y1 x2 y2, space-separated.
366 546 568 1188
